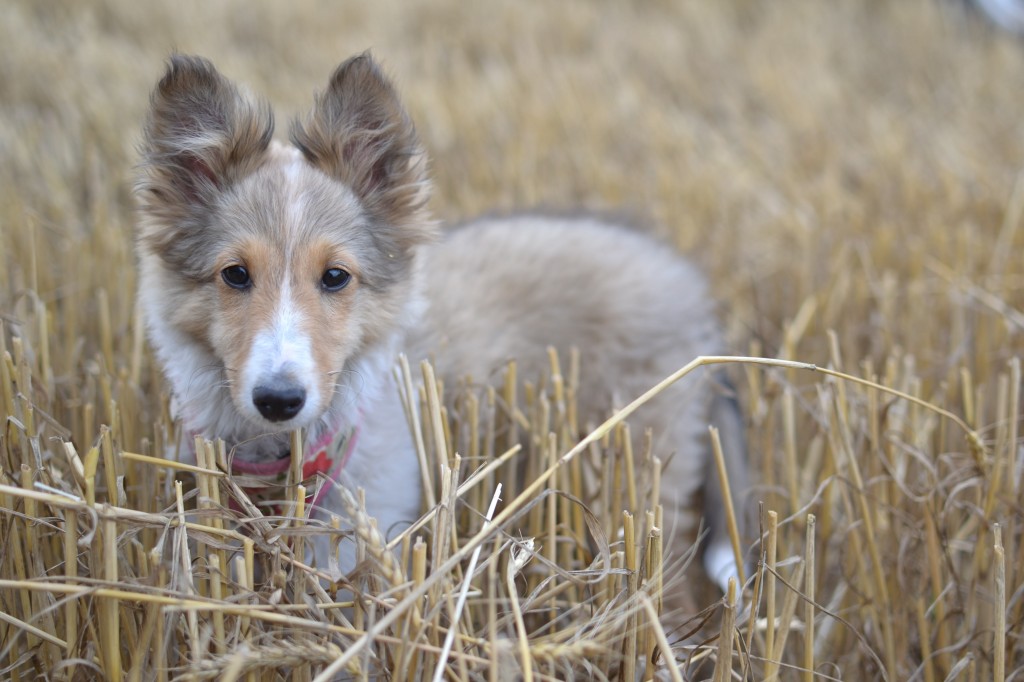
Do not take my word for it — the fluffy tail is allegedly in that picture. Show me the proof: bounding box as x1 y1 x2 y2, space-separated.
702 376 750 596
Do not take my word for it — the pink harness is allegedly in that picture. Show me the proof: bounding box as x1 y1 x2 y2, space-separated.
228 422 359 517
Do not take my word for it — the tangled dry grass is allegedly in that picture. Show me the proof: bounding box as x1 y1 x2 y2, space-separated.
2 0 1024 679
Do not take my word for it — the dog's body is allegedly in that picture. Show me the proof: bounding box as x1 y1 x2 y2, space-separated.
135 54 748 604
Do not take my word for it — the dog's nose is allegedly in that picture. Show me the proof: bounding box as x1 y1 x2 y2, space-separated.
252 384 306 422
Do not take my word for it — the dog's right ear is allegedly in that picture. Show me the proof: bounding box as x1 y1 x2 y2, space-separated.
136 55 273 231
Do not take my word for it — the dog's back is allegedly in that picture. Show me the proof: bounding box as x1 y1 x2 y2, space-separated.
410 214 750 601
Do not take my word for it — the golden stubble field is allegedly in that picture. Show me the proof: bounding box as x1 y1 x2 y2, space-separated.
2 1 1024 679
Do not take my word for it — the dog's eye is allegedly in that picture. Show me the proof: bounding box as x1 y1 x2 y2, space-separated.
221 265 252 290
321 267 351 292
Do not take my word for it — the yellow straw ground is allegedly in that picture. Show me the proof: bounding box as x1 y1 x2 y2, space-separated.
2 1 1024 679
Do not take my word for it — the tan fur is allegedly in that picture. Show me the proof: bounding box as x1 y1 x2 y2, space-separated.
215 238 280 378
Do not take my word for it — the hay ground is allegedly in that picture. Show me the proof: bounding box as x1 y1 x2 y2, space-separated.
2 0 1024 679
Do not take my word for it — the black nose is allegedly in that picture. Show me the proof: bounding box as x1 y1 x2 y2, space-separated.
252 385 306 422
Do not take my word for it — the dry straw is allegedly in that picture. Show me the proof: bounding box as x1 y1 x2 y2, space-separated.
1 333 1020 679
2 2 1024 678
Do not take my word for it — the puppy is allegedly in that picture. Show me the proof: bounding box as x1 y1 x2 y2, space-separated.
135 53 749 606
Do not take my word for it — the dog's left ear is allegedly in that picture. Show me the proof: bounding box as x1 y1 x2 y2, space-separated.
291 53 432 236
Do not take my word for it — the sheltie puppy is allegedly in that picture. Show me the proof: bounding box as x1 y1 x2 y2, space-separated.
135 53 749 609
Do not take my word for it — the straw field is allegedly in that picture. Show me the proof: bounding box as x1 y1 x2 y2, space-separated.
2 1 1024 679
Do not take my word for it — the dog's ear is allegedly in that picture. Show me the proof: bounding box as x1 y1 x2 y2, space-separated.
137 55 274 223
291 53 431 234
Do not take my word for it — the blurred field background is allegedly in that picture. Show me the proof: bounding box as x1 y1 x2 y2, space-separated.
3 0 1024 679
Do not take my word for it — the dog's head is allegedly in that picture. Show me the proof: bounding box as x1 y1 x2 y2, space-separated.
136 54 434 438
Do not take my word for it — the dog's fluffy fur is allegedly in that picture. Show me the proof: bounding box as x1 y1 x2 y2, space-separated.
135 53 749 603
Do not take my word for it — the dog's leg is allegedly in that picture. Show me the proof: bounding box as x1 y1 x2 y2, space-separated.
702 376 750 596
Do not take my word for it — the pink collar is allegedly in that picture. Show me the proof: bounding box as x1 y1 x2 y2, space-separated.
229 420 360 516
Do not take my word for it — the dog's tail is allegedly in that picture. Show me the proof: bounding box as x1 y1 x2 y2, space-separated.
702 376 751 596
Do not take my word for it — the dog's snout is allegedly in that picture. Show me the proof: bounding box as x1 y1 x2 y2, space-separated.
252 384 306 422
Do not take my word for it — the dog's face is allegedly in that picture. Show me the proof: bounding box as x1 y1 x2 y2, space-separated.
136 54 434 435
